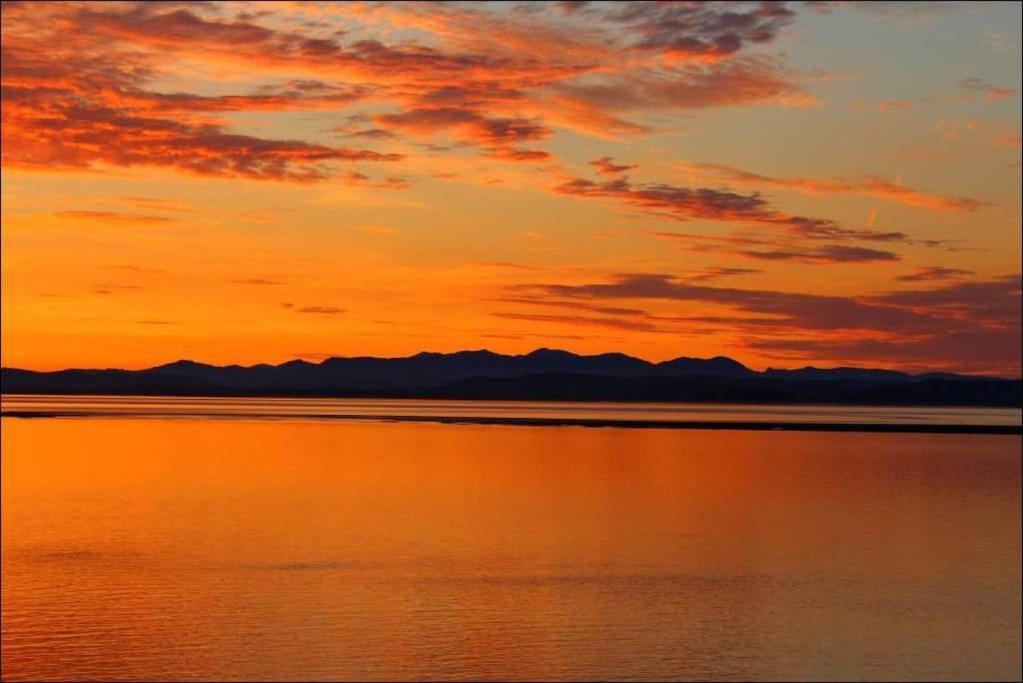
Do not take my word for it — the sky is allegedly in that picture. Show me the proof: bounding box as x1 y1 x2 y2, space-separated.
1 0 1020 375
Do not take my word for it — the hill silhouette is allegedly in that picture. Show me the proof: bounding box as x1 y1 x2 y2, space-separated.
1 349 1019 407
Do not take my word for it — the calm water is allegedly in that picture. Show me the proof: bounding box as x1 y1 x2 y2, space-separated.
2 394 1021 427
1 406 1020 680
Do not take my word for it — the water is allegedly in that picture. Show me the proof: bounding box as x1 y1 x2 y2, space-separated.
2 402 1021 680
2 394 1020 428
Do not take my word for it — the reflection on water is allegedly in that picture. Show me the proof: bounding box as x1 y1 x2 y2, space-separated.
2 417 1020 681
3 394 1021 427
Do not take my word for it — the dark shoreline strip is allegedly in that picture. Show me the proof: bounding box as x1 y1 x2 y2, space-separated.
1 410 1019 435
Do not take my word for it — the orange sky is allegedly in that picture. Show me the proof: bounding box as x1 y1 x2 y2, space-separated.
1 1 1020 374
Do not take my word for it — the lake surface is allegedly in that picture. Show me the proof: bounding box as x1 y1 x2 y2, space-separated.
2 402 1021 680
2 395 1021 430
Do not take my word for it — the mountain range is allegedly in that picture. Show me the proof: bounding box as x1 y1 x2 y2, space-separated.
2 349 1019 407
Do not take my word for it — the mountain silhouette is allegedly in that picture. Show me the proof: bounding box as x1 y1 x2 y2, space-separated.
1 349 1018 407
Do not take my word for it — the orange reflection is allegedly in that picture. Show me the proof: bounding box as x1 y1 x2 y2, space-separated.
2 418 1021 680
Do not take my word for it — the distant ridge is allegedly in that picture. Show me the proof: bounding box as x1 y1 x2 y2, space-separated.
1 349 1019 407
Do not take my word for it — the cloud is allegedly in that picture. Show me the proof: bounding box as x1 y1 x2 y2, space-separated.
467 261 543 271
104 82 373 115
232 278 286 286
341 128 400 140
935 119 1023 149
0 1 818 183
806 2 974 18
604 1 797 61
589 157 638 175
555 174 909 243
744 328 1020 375
868 276 1021 323
117 196 194 213
2 5 403 181
494 311 663 332
52 211 173 225
675 161 990 212
65 5 519 81
342 172 412 190
485 148 552 162
740 245 901 264
506 272 1021 372
896 266 974 282
857 78 1017 113
494 293 873 340
516 273 921 332
493 296 649 318
103 264 168 274
374 107 552 159
557 176 772 221
359 0 797 66
516 272 1019 333
755 312 1019 373
684 266 762 282
958 77 1018 103
553 56 808 115
3 98 402 180
647 230 908 264
293 306 345 315
91 283 146 295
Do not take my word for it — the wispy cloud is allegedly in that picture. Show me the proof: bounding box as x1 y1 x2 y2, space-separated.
53 211 174 225
505 272 1021 372
958 77 1018 103
895 266 974 282
589 157 638 176
675 161 990 212
289 305 345 315
232 278 286 286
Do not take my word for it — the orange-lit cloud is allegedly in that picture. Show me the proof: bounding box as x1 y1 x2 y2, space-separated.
589 157 638 175
647 231 904 264
675 161 991 211
1 1 812 179
896 266 974 282
51 211 173 225
293 306 346 316
507 273 1021 372
555 173 910 248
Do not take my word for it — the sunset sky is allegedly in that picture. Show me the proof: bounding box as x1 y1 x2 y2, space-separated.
2 0 1020 375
